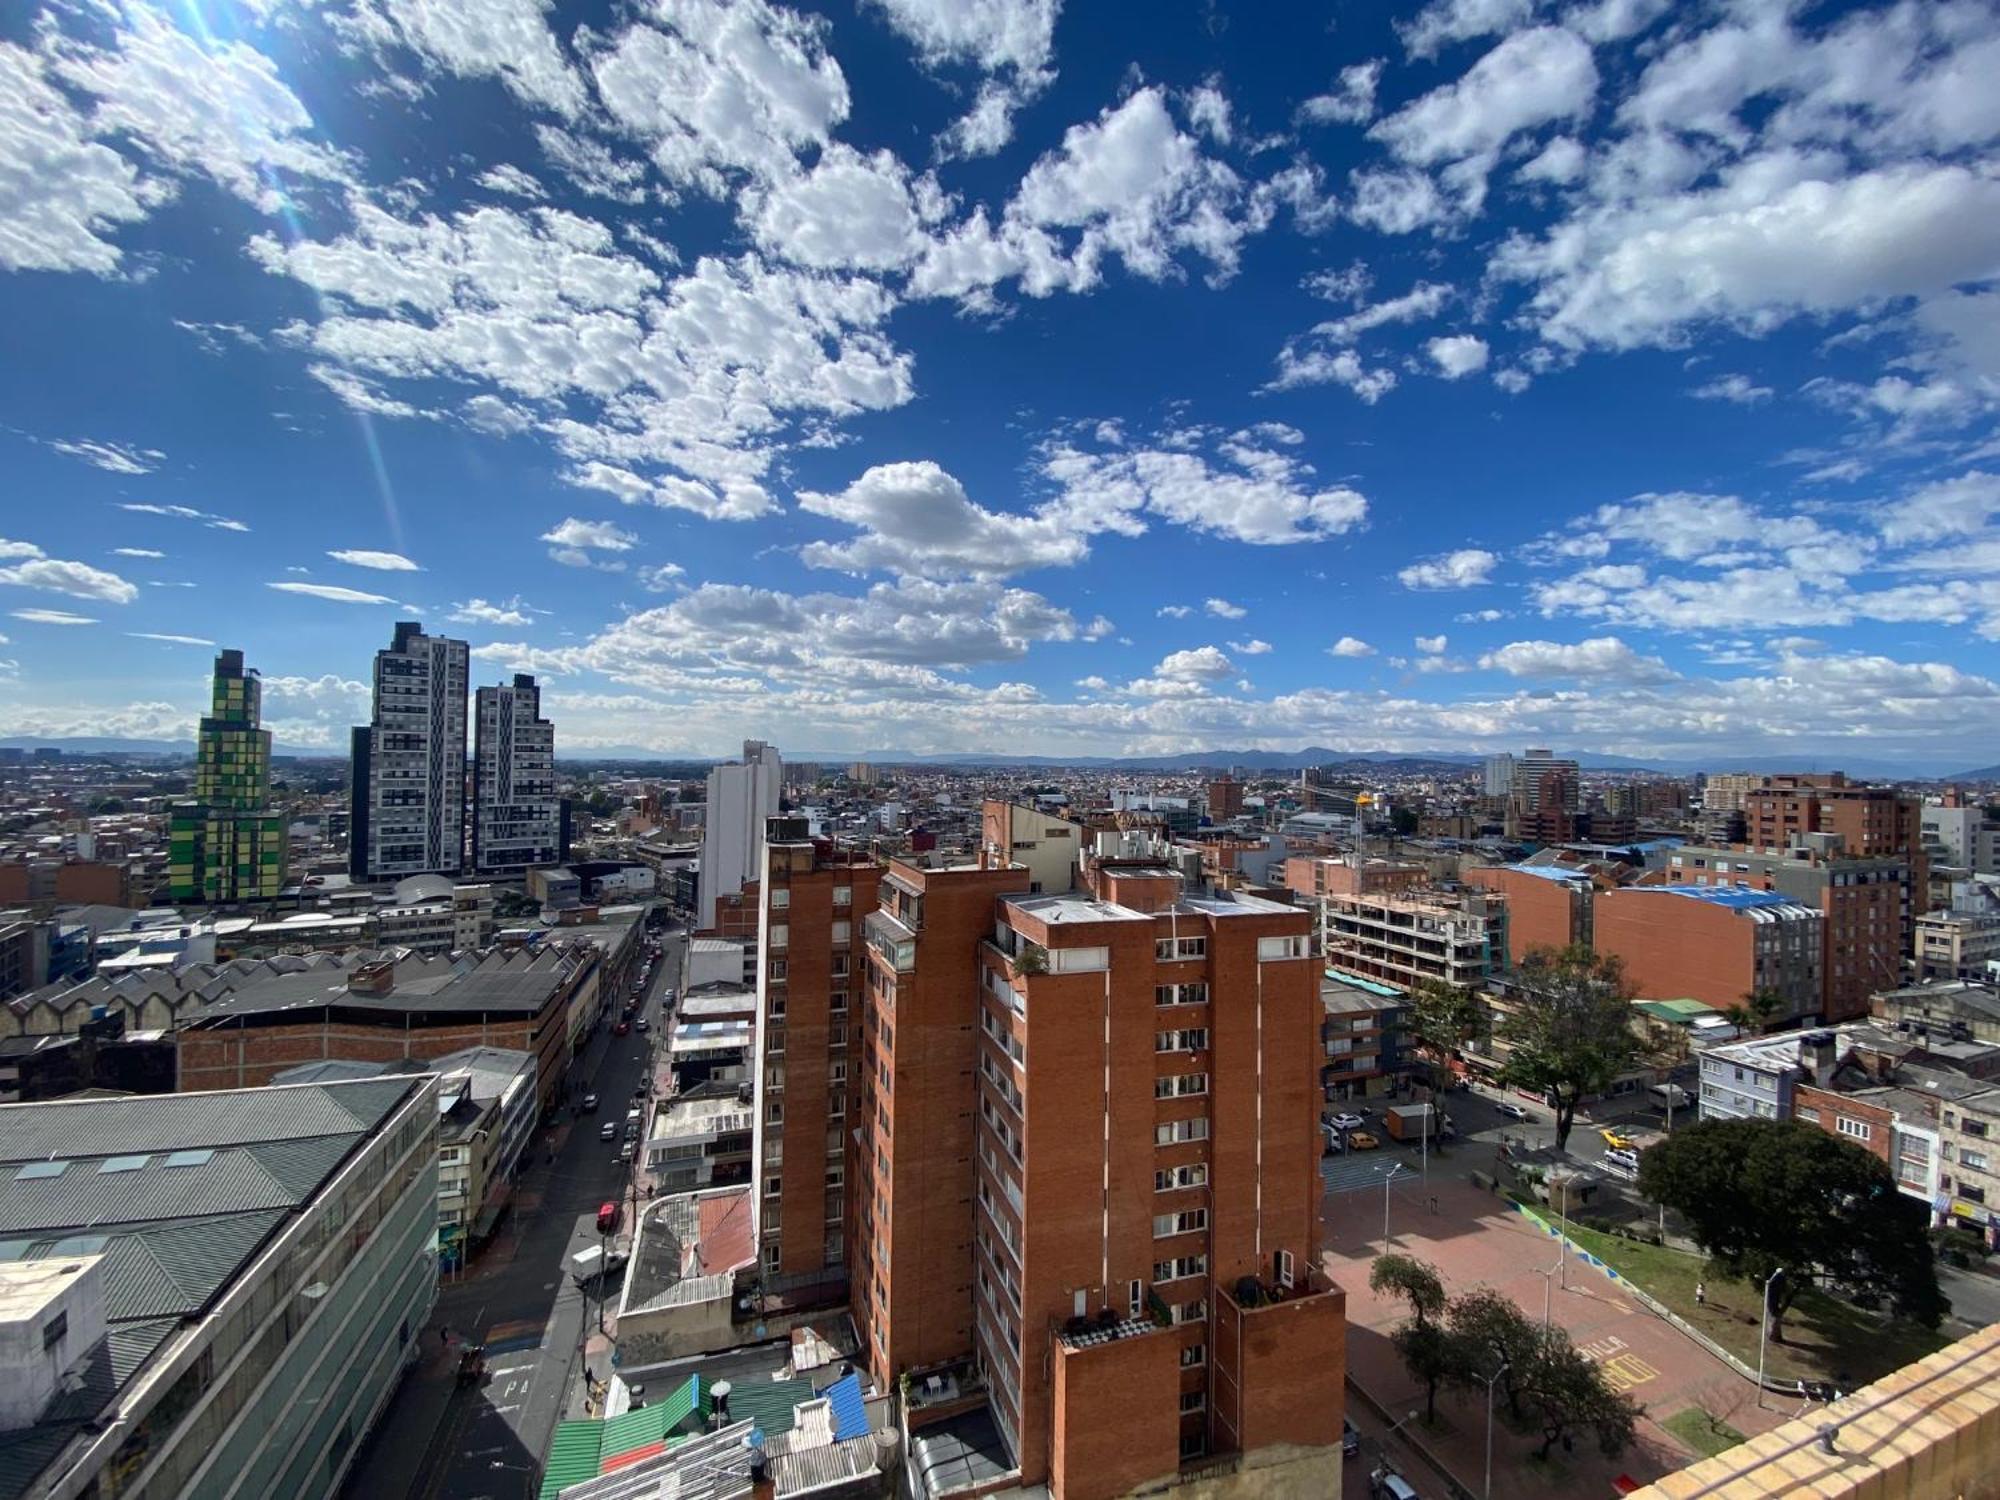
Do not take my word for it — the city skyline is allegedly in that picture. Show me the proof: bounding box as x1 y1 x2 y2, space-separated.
4 1 1999 766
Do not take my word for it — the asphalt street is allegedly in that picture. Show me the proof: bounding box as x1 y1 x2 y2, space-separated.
340 916 686 1500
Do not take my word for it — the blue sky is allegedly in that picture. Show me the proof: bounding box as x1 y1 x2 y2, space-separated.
3 0 1999 768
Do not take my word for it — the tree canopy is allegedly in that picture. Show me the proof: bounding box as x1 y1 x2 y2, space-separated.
1369 1253 1445 1332
1638 1117 1946 1339
1495 945 1640 1152
1406 979 1485 1086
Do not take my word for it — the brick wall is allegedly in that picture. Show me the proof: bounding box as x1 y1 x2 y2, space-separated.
1464 867 1583 964
1051 1329 1182 1500
1594 890 1753 1007
1793 1082 1895 1165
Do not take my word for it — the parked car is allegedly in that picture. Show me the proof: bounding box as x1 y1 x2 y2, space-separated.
599 1122 617 1141
1343 1417 1361 1459
618 1140 636 1163
1347 1131 1381 1150
1368 1466 1418 1500
1328 1111 1366 1131
1496 1101 1531 1121
624 1122 639 1141
581 1093 599 1112
635 1017 650 1032
614 1021 630 1036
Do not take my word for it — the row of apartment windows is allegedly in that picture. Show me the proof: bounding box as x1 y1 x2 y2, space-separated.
1154 1072 1208 1099
1156 1028 1209 1053
1153 1208 1208 1237
1155 1163 1207 1191
1156 982 1210 1006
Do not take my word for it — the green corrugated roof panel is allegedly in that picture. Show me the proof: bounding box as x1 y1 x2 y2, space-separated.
537 1420 605 1500
598 1375 700 1461
724 1378 813 1438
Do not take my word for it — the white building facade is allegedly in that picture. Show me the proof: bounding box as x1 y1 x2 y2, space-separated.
697 739 783 928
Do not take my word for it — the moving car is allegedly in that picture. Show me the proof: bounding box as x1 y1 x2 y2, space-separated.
635 1017 651 1032
596 1201 621 1234
1328 1111 1366 1131
581 1093 599 1112
599 1122 617 1141
1496 1101 1531 1121
1599 1126 1634 1150
614 1021 630 1036
1347 1131 1381 1150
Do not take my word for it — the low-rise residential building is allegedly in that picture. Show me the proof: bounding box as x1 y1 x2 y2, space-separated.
1914 910 2000 981
1321 973 1408 1103
1874 981 2000 1045
979 800 1082 895
1939 1089 2000 1242
1461 861 1598 964
1318 887 1507 991
1648 841 1911 1022
644 1084 755 1194
1593 884 1824 1023
0 1076 438 1499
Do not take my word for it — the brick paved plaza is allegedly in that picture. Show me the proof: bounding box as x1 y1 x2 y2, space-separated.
1324 1165 1791 1500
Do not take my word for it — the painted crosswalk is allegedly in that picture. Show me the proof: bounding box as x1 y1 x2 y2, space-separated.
1320 1146 1434 1195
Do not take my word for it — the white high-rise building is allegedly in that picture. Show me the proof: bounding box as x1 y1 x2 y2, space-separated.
698 739 783 927
350 621 469 881
473 673 565 876
1481 753 1516 798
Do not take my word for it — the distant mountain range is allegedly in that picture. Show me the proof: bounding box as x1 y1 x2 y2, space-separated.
2 736 1981 780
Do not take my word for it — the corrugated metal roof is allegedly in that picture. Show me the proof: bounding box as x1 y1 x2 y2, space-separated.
0 1079 414 1162
820 1373 868 1443
0 1137 357 1235
539 1420 608 1500
1 1211 288 1320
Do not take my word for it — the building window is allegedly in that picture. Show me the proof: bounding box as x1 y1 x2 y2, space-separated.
1180 1343 1205 1369
1180 1391 1206 1415
833 885 851 906
1837 1117 1872 1143
1129 1280 1144 1318
1257 934 1307 960
764 1175 781 1198
770 958 788 980
1276 1249 1295 1289
769 924 789 950
1155 1118 1210 1146
1154 1164 1209 1191
769 889 790 909
1795 1107 1820 1124
42 1312 66 1350
1153 1208 1208 1237
1962 1149 1990 1172
1157 936 1207 961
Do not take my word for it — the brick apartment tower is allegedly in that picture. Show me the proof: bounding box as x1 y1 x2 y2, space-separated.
754 821 883 1280
1743 773 1929 918
973 854 1344 1497
851 856 1034 1384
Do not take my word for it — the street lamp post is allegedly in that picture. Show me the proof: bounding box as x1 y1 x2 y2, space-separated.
1556 1174 1572 1289
1537 1251 1562 1329
1483 1360 1511 1500
1755 1267 1786 1408
1380 1162 1406 1249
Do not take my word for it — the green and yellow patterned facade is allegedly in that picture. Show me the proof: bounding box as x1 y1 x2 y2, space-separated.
169 649 286 903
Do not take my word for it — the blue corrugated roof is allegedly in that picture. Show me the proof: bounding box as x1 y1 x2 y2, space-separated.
1644 884 1792 910
1501 863 1594 884
821 1371 868 1442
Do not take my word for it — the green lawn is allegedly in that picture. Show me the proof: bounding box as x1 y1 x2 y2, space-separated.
1555 1219 1948 1387
1661 1406 1745 1459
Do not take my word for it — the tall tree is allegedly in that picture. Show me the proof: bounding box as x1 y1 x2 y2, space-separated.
1639 1117 1946 1340
1495 945 1640 1152
1391 1320 1466 1422
1515 1325 1642 1460
1406 978 1485 1089
1724 987 1787 1034
1446 1288 1541 1421
1370 1253 1446 1333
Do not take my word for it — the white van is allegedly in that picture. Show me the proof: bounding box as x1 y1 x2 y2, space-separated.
1604 1146 1641 1173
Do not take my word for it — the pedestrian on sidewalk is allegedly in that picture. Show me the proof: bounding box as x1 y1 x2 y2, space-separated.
1695 1281 1706 1308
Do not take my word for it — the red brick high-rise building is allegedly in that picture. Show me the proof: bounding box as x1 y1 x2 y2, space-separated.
754 823 882 1280
971 854 1343 1496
